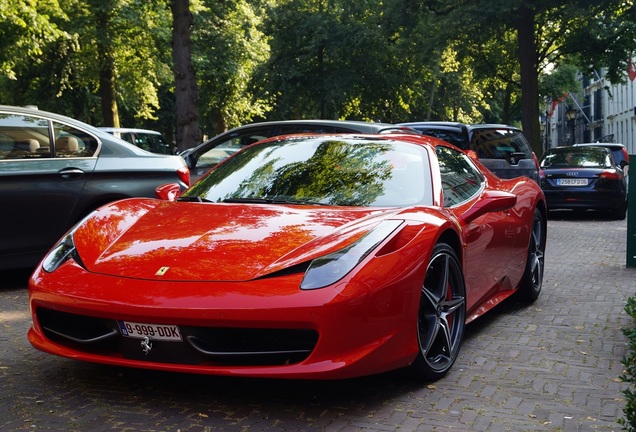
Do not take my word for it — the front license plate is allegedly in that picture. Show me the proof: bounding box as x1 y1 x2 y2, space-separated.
557 178 588 186
117 320 182 342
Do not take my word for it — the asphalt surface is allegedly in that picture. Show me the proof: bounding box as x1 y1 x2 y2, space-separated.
0 211 634 431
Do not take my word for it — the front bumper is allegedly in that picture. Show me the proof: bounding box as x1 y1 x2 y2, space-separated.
28 260 422 379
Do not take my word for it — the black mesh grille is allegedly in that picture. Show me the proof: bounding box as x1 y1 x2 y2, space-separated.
35 307 318 367
37 308 117 343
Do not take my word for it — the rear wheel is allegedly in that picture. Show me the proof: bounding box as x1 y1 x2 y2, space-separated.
517 208 545 302
612 200 627 220
409 243 466 381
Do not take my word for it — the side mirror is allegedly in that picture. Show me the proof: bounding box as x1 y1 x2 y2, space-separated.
461 190 517 224
155 183 182 201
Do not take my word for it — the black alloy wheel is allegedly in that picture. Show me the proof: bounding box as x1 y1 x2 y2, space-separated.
410 242 466 381
518 208 545 302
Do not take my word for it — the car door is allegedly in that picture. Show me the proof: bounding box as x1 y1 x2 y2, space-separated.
0 112 98 268
436 145 520 313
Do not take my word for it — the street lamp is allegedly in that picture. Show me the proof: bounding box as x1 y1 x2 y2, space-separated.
565 107 577 121
565 107 577 145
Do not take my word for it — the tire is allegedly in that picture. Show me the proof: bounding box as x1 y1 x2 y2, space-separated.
409 243 466 381
612 200 627 220
517 208 545 302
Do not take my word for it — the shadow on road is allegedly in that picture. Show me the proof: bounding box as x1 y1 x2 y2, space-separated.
547 208 624 222
0 268 33 290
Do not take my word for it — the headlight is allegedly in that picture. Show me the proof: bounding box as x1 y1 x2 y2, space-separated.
42 233 79 273
42 213 93 273
300 220 403 290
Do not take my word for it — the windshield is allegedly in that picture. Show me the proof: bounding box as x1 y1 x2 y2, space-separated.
541 147 612 169
182 136 433 207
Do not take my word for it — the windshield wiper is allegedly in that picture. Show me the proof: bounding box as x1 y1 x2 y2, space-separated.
273 198 330 206
177 196 212 203
223 197 271 204
223 197 328 205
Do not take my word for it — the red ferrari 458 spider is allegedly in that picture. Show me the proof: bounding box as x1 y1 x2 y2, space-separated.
28 133 546 381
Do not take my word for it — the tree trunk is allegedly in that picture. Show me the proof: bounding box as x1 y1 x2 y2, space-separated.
426 60 441 121
502 82 511 125
516 5 542 157
171 0 201 152
214 111 226 135
99 66 119 127
94 0 119 127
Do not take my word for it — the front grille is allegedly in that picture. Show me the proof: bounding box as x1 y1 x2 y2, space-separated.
186 328 318 366
35 307 318 367
37 308 119 351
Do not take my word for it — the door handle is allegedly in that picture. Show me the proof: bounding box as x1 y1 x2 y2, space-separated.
58 167 85 179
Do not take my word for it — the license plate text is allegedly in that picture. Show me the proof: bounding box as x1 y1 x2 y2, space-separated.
117 321 182 341
557 178 588 186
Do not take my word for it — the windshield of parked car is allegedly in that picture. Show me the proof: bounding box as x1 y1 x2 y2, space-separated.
540 147 613 169
182 136 433 207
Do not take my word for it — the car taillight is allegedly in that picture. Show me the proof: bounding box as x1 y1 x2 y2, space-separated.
539 169 545 179
599 169 620 180
622 147 630 164
177 166 191 187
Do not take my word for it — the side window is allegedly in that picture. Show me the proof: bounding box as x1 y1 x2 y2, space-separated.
120 132 135 145
418 128 465 148
197 127 271 169
470 128 532 159
436 146 483 207
147 134 172 154
53 122 98 158
0 113 52 160
130 133 153 152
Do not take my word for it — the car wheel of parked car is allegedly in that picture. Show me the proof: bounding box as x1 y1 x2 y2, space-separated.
518 208 545 303
612 201 628 220
410 242 466 381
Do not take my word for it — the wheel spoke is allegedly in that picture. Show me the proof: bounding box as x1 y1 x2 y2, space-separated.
529 217 544 288
531 222 541 251
420 286 442 355
424 253 449 301
436 314 452 361
441 297 464 316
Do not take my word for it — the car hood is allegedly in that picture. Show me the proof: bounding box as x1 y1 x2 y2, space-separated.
72 199 405 281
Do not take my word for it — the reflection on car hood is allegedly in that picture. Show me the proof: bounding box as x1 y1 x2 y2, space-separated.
72 198 404 281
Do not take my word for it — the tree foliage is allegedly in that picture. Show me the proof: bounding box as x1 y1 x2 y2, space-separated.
0 0 70 80
428 0 636 156
257 0 390 120
194 0 270 134
0 0 635 151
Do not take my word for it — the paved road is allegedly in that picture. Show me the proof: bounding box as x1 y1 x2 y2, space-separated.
1 212 634 431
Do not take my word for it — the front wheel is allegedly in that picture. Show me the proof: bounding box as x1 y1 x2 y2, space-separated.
409 243 466 381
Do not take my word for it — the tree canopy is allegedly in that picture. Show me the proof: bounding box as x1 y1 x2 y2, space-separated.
1 0 635 153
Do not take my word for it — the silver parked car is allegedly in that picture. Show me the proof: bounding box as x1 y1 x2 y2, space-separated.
99 127 174 155
0 105 190 270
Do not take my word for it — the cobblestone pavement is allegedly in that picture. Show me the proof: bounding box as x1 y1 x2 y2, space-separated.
1 212 634 431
